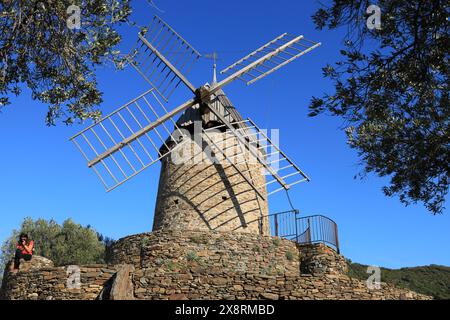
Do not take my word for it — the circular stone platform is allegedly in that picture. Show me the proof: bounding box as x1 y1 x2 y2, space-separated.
111 229 302 276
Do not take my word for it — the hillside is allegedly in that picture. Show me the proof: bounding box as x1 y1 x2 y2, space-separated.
347 262 450 300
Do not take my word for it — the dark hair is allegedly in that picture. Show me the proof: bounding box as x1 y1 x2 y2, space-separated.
19 233 29 240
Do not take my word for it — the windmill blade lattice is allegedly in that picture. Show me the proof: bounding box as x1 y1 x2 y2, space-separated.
71 15 320 195
128 15 201 101
70 89 186 192
203 118 310 196
219 33 321 86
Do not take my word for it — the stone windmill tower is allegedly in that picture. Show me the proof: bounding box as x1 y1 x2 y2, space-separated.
70 16 319 236
153 84 270 235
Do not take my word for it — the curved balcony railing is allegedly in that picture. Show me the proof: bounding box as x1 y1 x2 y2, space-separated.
259 211 340 253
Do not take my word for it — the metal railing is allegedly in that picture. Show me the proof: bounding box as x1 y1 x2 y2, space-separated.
263 210 299 240
296 215 340 252
259 211 340 253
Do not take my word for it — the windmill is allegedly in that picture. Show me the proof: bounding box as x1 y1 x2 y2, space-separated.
70 16 321 235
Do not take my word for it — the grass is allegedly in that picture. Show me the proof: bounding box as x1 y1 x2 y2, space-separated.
186 251 200 263
285 250 296 261
189 235 208 245
272 238 281 247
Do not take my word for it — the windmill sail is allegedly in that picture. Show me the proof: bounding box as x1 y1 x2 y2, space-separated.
69 89 187 192
203 118 310 197
218 33 321 87
71 14 319 194
128 15 201 101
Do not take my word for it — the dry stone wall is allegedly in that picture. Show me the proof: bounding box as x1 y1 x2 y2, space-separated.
1 230 432 300
111 230 300 275
1 264 118 300
299 243 348 275
111 230 431 300
132 269 429 300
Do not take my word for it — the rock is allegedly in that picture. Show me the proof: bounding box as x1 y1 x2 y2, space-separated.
168 293 188 300
260 292 279 300
18 255 54 272
109 264 135 300
233 285 244 291
27 293 39 299
212 277 228 286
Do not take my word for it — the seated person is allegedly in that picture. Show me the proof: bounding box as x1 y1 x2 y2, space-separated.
12 233 34 272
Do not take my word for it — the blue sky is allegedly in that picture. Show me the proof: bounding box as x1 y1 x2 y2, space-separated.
0 0 448 269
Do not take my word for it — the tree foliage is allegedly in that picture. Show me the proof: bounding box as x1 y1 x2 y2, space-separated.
310 0 449 214
347 262 450 300
0 217 114 272
0 0 132 125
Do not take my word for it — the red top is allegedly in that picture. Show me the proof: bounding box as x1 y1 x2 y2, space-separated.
17 240 34 255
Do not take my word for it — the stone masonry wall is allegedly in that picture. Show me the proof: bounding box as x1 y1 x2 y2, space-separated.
132 269 430 300
1 264 117 300
299 243 348 276
154 132 270 235
112 230 431 300
111 230 300 275
1 230 432 300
